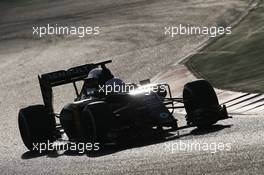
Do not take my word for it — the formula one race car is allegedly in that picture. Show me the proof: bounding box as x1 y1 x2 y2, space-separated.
18 60 230 151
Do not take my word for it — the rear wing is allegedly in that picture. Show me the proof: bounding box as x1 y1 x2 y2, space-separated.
38 60 112 113
39 60 112 87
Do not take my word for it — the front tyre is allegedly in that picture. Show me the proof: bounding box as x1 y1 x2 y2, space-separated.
183 80 220 128
18 105 55 151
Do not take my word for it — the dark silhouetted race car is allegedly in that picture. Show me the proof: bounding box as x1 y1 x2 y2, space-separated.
18 60 230 151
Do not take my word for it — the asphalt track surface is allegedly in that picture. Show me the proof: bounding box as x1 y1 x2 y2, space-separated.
1 0 263 174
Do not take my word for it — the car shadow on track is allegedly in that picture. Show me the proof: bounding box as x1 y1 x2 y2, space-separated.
21 124 232 159
190 124 232 135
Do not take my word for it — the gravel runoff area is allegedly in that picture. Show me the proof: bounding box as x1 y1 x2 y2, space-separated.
186 0 264 93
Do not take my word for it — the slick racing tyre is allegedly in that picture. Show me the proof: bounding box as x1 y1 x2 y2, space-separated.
81 101 113 144
183 80 220 128
18 105 55 151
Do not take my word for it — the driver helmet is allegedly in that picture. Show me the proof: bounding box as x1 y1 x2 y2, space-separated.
86 67 114 86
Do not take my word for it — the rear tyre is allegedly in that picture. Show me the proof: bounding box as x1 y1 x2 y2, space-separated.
18 105 55 151
81 101 112 144
183 80 220 128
